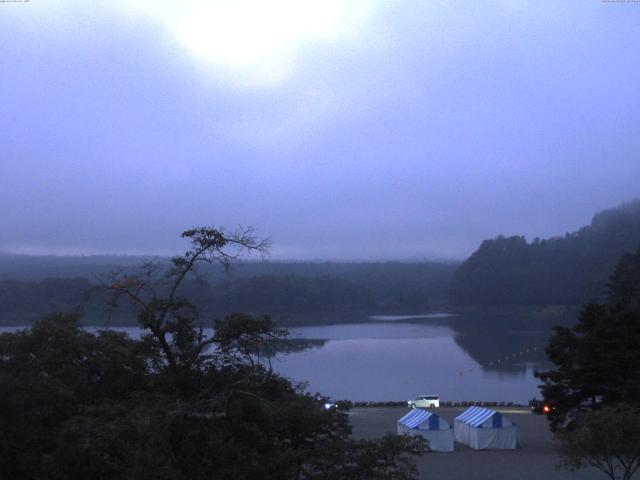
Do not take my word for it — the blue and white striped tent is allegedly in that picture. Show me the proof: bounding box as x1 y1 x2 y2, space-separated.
397 409 454 452
454 407 516 450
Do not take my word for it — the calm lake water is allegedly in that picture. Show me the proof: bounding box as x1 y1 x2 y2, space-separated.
279 321 548 403
0 314 551 403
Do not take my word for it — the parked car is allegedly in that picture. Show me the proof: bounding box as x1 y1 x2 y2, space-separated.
408 395 440 409
529 398 554 415
323 398 337 410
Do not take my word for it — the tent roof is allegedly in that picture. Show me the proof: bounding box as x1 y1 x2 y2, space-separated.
455 407 504 428
398 409 437 429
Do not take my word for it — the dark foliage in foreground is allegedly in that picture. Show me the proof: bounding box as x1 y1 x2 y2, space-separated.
535 244 640 479
0 227 426 480
0 314 427 480
536 244 640 431
556 403 640 480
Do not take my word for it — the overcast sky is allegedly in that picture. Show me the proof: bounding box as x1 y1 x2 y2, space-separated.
1 0 639 260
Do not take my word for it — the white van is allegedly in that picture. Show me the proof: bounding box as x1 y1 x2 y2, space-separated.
408 395 440 409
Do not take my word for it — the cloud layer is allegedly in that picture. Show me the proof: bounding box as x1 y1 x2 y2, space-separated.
1 1 639 259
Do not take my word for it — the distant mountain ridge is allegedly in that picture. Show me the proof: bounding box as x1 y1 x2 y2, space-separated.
450 199 640 306
0 259 458 326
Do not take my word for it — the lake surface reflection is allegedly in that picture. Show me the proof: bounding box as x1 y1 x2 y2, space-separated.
278 322 549 403
0 317 552 403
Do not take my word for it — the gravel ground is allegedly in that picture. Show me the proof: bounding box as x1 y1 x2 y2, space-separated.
349 406 604 480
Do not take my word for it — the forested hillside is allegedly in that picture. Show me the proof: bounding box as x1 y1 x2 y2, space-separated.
0 261 457 325
0 256 456 304
450 199 640 306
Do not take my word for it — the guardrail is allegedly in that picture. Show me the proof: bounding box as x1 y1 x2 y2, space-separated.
351 401 524 408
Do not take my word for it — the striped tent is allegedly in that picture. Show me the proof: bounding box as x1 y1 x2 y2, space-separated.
454 407 517 450
397 409 454 452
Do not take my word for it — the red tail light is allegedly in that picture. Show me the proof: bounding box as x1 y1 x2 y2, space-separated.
543 405 551 413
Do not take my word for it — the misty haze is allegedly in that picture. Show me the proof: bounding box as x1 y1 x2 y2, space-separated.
1 2 640 480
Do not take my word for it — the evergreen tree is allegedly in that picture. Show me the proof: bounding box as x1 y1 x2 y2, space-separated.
536 244 640 431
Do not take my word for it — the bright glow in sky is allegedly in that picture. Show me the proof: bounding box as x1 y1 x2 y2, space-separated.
130 0 376 86
2 1 640 259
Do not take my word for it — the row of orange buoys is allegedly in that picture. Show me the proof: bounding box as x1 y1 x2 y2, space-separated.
457 345 544 376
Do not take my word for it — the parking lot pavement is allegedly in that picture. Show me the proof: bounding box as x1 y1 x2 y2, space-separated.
348 407 603 480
